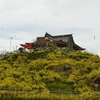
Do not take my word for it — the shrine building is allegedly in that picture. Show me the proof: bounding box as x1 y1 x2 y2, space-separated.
20 32 85 52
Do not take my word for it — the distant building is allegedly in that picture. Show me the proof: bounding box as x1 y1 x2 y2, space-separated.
20 32 85 52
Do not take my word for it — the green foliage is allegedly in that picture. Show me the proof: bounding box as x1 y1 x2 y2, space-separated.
27 50 50 60
48 44 58 52
0 50 100 99
47 82 73 92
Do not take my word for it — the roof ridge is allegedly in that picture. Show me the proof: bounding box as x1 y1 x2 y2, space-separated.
45 32 53 37
53 34 72 37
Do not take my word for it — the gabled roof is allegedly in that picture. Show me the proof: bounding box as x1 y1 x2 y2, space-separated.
53 34 72 38
73 43 85 50
36 32 72 42
53 34 72 42
45 32 53 38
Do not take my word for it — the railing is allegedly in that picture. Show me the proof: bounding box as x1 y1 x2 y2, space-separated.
0 88 100 100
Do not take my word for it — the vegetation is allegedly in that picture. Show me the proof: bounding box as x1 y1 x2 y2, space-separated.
0 49 100 99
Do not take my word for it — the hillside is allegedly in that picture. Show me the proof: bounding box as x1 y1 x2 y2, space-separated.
0 50 100 99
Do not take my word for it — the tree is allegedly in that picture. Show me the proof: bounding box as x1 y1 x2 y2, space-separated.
18 47 24 53
48 44 58 52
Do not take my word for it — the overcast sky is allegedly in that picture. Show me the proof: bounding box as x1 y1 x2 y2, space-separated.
0 0 100 55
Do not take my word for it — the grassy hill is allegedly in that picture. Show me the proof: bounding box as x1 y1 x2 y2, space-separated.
0 50 100 99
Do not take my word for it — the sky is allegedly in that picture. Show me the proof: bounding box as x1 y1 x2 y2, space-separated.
0 0 100 55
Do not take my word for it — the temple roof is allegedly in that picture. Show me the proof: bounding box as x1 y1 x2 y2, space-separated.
36 32 72 43
20 32 85 51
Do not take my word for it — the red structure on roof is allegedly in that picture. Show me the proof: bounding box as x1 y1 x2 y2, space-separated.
20 43 33 52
